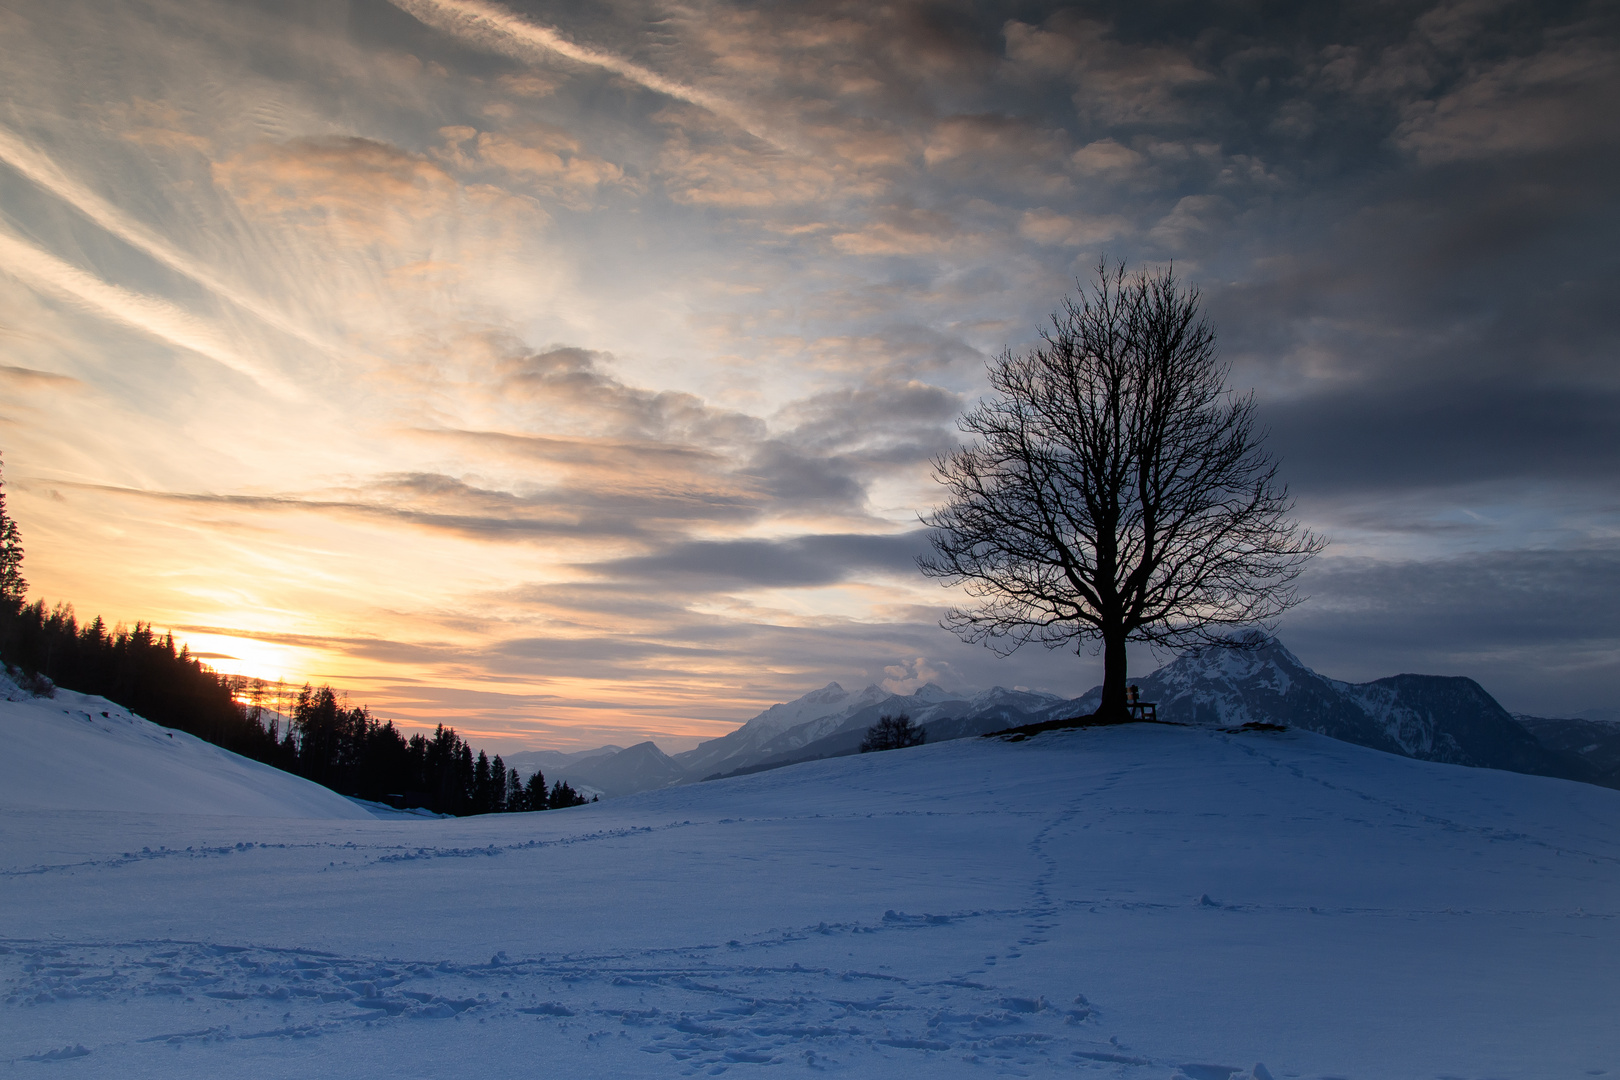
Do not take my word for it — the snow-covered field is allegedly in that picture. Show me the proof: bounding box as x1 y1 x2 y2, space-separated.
4 692 1619 1078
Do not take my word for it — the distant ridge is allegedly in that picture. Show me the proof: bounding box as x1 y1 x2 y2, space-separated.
523 634 1620 798
694 683 1067 782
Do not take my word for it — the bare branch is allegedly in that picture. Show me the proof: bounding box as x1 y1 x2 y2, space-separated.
918 262 1324 717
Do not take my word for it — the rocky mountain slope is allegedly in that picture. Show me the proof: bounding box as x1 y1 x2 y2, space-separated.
1082 634 1586 781
1515 713 1620 788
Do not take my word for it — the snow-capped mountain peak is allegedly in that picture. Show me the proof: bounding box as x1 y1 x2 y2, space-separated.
736 682 885 737
672 681 892 776
905 682 954 705
1152 632 1311 692
967 685 1065 712
803 681 848 703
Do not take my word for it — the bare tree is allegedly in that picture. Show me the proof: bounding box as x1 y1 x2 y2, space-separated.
860 713 926 752
918 264 1323 721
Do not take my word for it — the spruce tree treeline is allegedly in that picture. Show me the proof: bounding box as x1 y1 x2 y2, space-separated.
0 452 24 605
275 684 587 812
0 453 590 815
0 599 587 815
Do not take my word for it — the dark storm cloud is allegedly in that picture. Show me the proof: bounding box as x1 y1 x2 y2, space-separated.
1298 546 1620 647
771 380 962 460
1262 381 1620 494
1208 147 1619 386
1280 545 1620 713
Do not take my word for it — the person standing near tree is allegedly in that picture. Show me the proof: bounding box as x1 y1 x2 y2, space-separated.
919 263 1322 722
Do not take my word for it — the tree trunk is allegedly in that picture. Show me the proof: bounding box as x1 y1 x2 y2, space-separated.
1098 630 1128 721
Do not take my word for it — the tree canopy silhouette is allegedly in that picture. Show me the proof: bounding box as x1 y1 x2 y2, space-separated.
0 453 25 608
860 713 925 752
919 263 1322 721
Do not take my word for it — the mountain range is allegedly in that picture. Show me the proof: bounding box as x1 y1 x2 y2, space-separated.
520 634 1620 799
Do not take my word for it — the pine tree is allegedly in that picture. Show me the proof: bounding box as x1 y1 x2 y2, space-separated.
474 751 492 814
456 744 474 813
0 452 26 608
525 770 548 811
549 780 587 808
506 767 523 812
490 755 506 812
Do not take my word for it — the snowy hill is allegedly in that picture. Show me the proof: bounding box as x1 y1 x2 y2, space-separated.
3 722 1616 1077
0 675 371 819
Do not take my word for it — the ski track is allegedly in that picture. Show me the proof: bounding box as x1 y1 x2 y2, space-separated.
0 794 1268 1078
5 726 1619 1077
1 906 1258 1076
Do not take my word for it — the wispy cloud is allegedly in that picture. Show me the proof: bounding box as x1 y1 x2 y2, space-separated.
0 364 81 390
0 123 334 356
385 0 781 147
0 226 297 397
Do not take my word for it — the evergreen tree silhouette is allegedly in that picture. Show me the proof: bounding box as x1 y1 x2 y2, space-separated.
549 779 587 808
0 452 25 608
490 754 507 812
525 770 548 811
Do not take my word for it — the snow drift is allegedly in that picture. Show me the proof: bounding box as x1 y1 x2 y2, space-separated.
0 674 370 819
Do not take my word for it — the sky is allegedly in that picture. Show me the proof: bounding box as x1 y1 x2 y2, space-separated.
0 0 1615 751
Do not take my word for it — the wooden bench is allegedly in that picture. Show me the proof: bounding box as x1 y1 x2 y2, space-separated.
1126 702 1157 721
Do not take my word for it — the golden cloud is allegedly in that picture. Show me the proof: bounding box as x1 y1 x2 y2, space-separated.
0 363 83 391
922 114 1073 195
213 136 459 239
829 204 957 256
496 72 560 97
434 125 628 208
101 98 214 155
657 136 846 208
1070 138 1146 178
1017 208 1129 247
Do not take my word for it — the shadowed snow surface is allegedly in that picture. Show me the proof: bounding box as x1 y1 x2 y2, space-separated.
3 720 1618 1077
0 684 370 819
